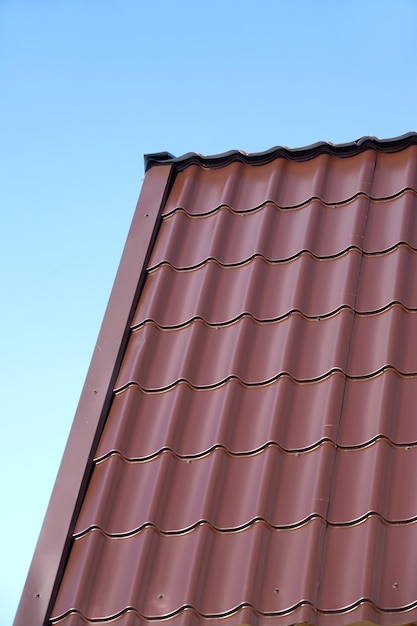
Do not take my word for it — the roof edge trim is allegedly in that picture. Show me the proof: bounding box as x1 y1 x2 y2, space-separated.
13 164 175 626
144 132 417 172
144 151 176 171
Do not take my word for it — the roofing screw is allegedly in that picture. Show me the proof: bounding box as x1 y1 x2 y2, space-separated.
92 389 97 395
274 587 279 594
35 593 40 598
392 582 399 589
187 459 192 464
145 213 149 217
157 594 163 599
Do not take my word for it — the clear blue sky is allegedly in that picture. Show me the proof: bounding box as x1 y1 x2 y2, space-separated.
1 1 416 623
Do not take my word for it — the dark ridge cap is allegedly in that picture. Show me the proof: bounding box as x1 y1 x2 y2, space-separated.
144 151 175 171
144 131 417 172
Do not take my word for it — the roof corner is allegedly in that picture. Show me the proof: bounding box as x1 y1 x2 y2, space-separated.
144 151 176 172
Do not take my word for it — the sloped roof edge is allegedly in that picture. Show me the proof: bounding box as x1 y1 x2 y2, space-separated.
144 131 417 171
13 164 174 626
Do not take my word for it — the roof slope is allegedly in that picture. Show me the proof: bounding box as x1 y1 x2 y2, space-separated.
15 134 417 626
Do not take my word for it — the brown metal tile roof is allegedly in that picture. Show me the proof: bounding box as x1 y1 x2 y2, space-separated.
14 133 417 626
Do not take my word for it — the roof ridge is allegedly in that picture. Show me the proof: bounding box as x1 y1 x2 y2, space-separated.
144 131 417 171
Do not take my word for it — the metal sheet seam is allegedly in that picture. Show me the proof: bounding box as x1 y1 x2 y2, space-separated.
314 149 378 610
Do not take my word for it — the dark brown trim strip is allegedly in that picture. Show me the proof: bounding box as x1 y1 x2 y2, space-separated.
13 164 174 626
144 131 417 171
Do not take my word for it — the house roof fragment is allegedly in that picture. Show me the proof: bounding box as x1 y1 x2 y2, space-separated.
14 132 417 626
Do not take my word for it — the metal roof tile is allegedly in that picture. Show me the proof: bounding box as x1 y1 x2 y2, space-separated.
319 519 417 612
95 376 344 458
356 246 417 311
328 440 417 523
116 311 354 390
161 151 377 214
134 253 362 327
347 306 417 376
52 521 326 620
75 444 334 535
339 371 417 446
148 199 369 268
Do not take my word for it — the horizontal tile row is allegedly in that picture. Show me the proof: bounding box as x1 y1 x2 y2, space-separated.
161 147 417 215
50 603 417 626
149 191 417 270
77 439 417 536
117 307 417 391
51 519 417 621
97 371 417 459
135 246 417 327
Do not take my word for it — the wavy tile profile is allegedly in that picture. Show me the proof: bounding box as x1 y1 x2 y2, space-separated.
148 191 417 270
136 246 417 328
95 372 417 461
53 521 417 621
116 312 356 390
75 439 417 537
95 376 346 458
48 135 417 626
